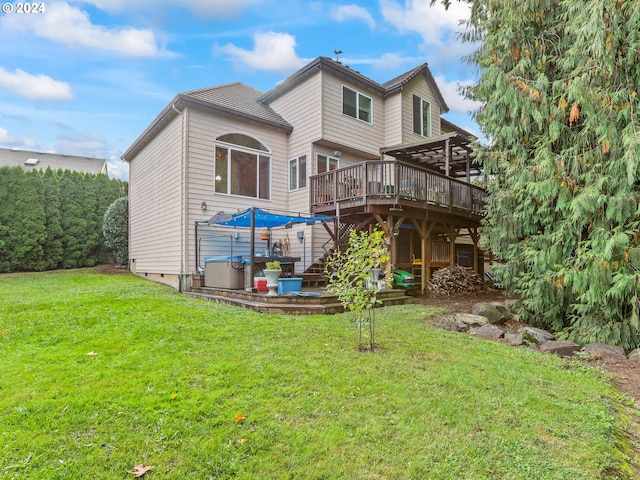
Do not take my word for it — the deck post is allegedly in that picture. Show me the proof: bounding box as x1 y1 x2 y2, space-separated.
469 227 479 273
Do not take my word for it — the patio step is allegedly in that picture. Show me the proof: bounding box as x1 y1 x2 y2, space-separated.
185 287 409 315
300 273 326 287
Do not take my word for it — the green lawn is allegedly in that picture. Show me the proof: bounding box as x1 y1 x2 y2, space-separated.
0 268 634 479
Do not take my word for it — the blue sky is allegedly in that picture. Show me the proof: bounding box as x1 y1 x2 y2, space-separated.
0 0 480 180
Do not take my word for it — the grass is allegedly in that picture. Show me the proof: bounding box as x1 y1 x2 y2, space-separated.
0 268 634 479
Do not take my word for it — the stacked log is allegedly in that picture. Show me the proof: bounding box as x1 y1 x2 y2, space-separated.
426 265 484 295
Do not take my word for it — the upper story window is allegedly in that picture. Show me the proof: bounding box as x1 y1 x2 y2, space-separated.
413 94 432 137
343 86 372 124
214 133 270 200
317 154 339 174
289 155 307 191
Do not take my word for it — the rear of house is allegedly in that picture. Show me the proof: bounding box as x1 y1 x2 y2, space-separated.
122 56 484 291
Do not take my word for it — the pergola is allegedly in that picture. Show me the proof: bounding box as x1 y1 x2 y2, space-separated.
379 132 481 182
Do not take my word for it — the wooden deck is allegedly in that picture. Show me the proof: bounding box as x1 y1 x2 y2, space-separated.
310 160 486 219
186 286 411 314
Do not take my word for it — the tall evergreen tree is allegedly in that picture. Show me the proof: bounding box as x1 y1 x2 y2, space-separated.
41 168 64 269
58 170 88 269
454 0 640 349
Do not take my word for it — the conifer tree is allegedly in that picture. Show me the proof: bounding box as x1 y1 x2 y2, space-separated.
102 196 128 265
41 168 64 269
451 0 640 349
58 170 88 269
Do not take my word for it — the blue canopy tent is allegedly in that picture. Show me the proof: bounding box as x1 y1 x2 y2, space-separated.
202 207 335 291
209 207 334 229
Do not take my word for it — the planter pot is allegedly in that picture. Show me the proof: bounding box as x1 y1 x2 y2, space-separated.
263 269 282 296
260 232 271 241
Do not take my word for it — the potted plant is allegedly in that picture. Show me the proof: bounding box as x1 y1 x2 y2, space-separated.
263 261 282 296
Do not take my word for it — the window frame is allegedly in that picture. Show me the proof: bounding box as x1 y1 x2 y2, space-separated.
412 94 432 137
316 154 339 174
342 85 373 124
288 155 307 191
214 133 271 200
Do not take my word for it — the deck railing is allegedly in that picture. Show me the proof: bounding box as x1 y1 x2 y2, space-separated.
310 160 486 214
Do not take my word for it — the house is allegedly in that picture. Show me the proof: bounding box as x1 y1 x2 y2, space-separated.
0 148 108 176
122 56 484 291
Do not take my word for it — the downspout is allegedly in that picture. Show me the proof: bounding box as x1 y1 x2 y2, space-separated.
173 102 187 292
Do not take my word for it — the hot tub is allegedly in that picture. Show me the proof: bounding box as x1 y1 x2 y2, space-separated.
204 256 244 289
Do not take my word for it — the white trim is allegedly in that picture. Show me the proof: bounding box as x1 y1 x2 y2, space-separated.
342 85 373 125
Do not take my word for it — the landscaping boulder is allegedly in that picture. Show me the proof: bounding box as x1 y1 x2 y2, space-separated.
503 331 524 346
489 302 514 321
470 324 505 340
628 348 640 363
471 302 508 325
433 316 461 332
455 313 488 331
583 343 626 358
518 326 554 345
539 340 580 356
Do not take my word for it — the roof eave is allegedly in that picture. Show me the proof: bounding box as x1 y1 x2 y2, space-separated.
259 57 385 104
122 94 293 162
179 94 293 133
122 96 184 162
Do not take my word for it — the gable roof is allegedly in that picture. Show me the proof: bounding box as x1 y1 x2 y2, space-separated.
382 63 449 113
123 57 450 162
182 82 292 131
0 147 108 175
123 82 292 162
259 56 448 112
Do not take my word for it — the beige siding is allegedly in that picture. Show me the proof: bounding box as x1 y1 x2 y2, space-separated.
384 92 403 146
270 70 322 156
401 75 442 144
321 73 385 155
128 114 184 275
184 107 290 273
269 71 324 216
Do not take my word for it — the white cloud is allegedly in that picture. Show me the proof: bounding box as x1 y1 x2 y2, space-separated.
0 67 74 101
2 2 162 57
333 5 376 29
0 127 39 149
55 132 111 159
79 0 263 17
380 0 470 47
106 155 129 180
372 52 419 70
434 75 481 114
216 32 305 74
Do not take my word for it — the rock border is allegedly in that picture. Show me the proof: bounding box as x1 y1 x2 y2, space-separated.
434 301 640 361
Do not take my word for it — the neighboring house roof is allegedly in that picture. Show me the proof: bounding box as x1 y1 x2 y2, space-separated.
0 147 108 175
123 82 292 162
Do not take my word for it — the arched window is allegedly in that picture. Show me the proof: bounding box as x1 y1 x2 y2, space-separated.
214 133 271 200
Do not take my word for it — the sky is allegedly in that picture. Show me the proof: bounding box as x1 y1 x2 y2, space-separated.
0 0 481 180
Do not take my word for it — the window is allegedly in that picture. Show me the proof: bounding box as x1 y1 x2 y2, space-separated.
289 155 307 191
343 86 372 123
214 133 271 200
317 154 339 174
413 94 432 137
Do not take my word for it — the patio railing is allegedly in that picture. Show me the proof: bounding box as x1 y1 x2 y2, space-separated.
310 160 486 214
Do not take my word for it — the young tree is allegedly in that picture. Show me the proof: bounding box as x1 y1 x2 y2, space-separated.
102 196 128 266
455 0 640 349
325 228 389 351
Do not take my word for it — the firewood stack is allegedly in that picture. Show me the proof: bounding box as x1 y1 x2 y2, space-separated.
426 265 484 296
